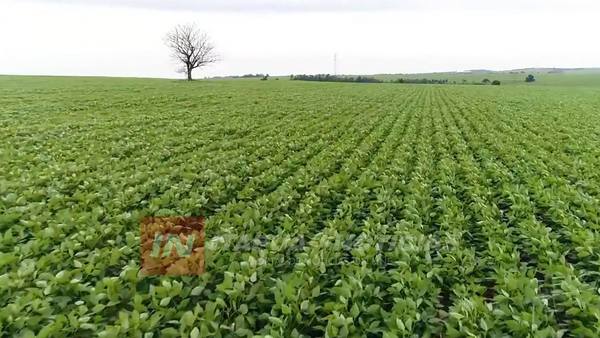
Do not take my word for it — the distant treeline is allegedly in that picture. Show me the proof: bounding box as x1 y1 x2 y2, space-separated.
290 74 382 83
291 74 502 85
231 73 268 78
392 78 449 84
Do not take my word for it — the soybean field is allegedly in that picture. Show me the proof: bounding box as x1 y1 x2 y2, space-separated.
2 76 600 337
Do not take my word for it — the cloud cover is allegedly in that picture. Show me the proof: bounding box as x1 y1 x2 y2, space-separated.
2 0 599 78
21 0 600 12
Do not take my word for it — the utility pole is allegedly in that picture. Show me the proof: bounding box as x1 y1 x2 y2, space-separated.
334 53 338 76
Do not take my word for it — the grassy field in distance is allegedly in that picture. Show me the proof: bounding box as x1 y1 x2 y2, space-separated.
369 68 600 86
2 74 600 336
233 68 600 87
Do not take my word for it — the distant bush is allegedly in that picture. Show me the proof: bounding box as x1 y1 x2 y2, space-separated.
482 78 491 84
525 74 536 82
290 74 382 83
261 74 269 81
492 80 501 85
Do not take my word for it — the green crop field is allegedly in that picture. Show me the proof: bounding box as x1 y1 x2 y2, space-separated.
2 75 600 337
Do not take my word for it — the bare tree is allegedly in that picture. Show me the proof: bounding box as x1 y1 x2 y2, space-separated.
165 24 218 81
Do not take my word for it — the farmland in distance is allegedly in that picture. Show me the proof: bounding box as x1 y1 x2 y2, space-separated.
2 75 600 337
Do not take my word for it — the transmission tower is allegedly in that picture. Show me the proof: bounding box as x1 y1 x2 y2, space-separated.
334 53 338 75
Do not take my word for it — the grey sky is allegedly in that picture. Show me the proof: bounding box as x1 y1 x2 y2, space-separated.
1 0 599 78
20 0 600 12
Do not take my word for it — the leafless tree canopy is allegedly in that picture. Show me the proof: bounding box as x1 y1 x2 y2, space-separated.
165 24 218 80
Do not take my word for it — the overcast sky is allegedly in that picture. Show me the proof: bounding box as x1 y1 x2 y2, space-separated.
1 0 599 78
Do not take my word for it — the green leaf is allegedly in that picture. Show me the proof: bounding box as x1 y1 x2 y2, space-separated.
160 327 179 338
190 286 204 296
312 286 320 298
181 311 195 327
159 297 172 307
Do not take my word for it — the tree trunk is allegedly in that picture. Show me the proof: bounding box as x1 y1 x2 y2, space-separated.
187 67 193 81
